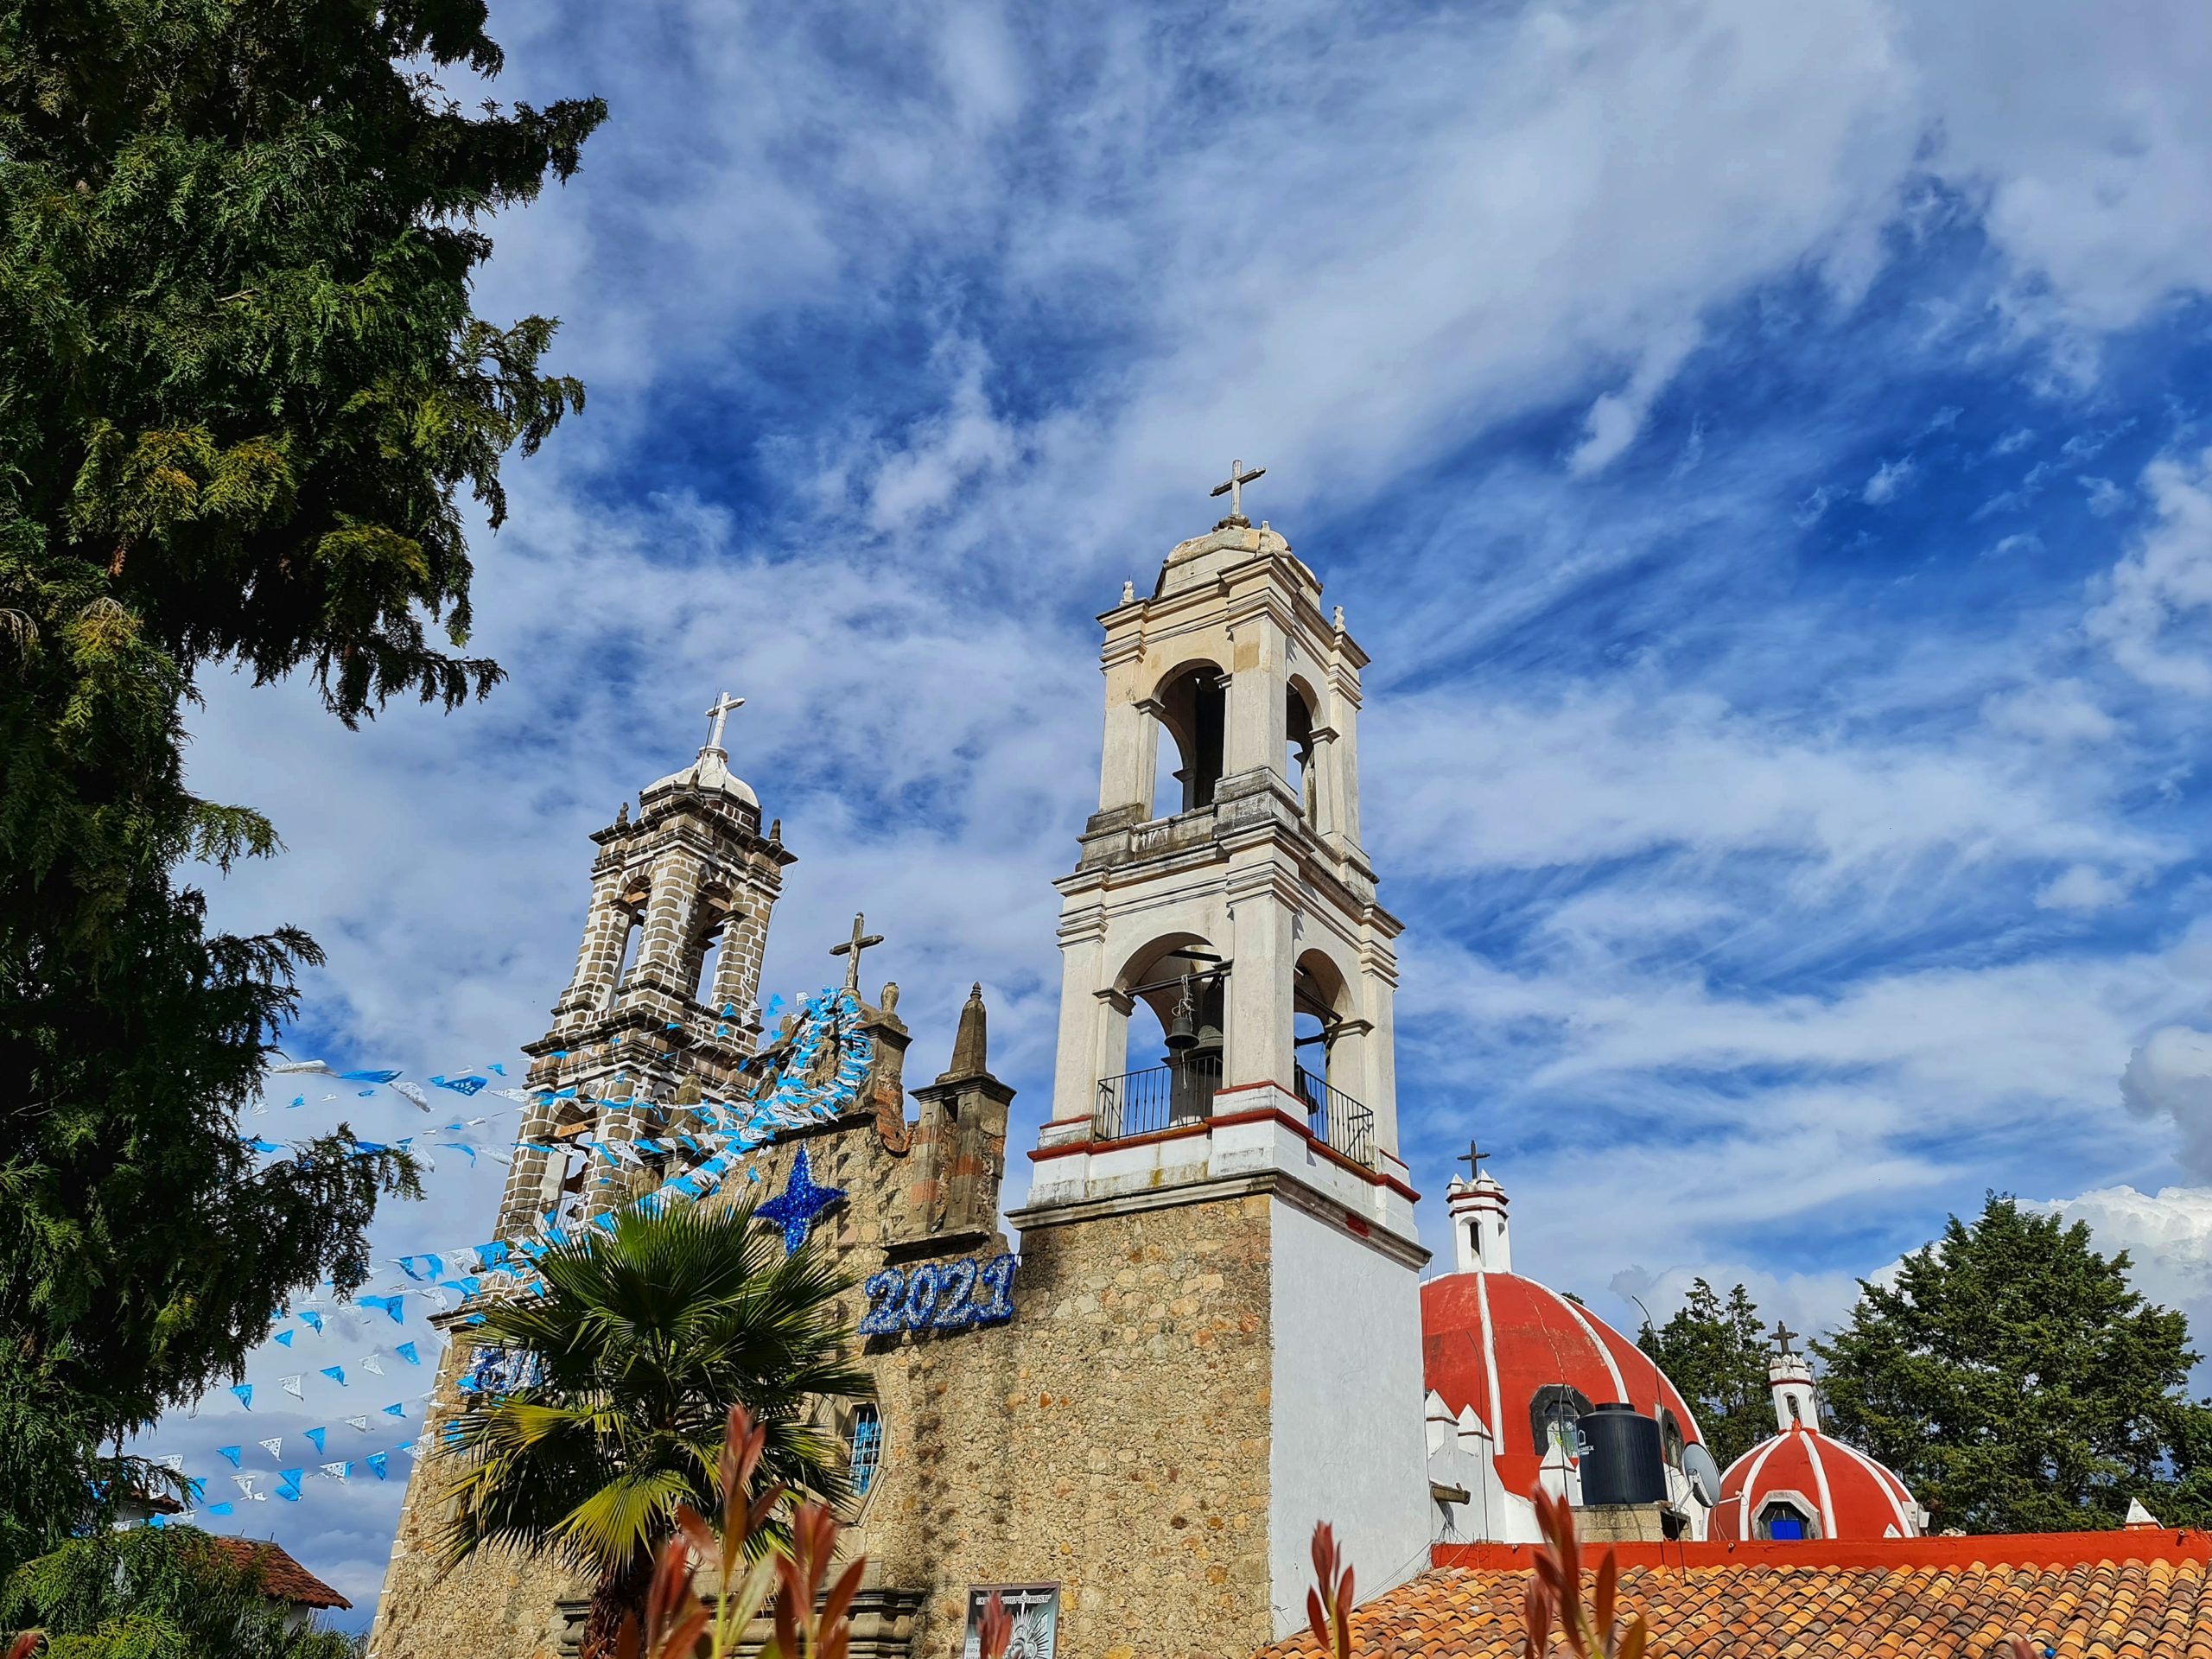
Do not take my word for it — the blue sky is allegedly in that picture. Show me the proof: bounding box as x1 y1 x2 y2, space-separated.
146 0 2212 1623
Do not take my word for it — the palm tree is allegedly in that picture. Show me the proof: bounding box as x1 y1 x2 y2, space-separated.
435 1199 870 1657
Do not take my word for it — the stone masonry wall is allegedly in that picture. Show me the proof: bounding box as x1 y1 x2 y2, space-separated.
873 1192 1279 1659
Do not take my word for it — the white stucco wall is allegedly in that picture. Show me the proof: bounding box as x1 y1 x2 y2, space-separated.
1267 1198 1430 1638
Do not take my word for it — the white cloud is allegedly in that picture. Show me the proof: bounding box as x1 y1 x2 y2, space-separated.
2035 862 2134 911
2085 446 2212 695
1983 679 2118 746
2120 1027 2212 1179
2083 474 2129 517
1862 455 1917 504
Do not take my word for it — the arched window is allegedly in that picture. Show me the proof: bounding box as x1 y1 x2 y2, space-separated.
606 891 647 1007
1758 1499 1812 1541
690 918 728 1006
846 1402 882 1498
1786 1393 1802 1424
1153 665 1226 813
1286 685 1317 823
1529 1385 1594 1459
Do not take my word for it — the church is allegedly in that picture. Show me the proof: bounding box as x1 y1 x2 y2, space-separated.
368 481 2211 1659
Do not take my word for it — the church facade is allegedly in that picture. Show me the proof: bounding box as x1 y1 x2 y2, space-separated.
370 503 1436 1659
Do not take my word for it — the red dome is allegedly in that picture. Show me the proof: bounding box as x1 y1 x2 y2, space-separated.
1715 1425 1919 1541
1421 1270 1706 1500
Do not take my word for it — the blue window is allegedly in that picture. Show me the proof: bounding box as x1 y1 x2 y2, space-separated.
847 1404 882 1497
1759 1502 1809 1541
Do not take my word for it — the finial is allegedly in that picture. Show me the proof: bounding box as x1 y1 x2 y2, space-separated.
1209 458 1267 526
944 981 989 1080
1122 578 1135 605
880 981 900 1014
702 691 744 756
768 817 782 842
829 912 885 996
1332 604 1344 632
613 800 629 828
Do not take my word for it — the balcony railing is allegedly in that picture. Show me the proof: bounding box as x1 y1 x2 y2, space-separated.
1090 1055 1376 1169
1094 1055 1224 1141
1295 1065 1374 1167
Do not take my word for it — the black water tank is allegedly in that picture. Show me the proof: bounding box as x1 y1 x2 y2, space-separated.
1579 1403 1667 1505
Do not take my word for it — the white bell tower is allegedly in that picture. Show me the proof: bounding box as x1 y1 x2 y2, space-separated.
1011 474 1429 1643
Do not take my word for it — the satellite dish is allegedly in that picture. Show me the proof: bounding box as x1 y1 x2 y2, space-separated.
1682 1442 1724 1508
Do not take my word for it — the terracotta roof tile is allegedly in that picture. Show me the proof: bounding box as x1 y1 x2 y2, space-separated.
203 1535 352 1610
1259 1549 2212 1659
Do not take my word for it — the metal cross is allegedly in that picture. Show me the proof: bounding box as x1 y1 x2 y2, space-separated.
1456 1140 1491 1180
702 691 745 753
1209 458 1267 522
1770 1319 1799 1357
829 912 884 995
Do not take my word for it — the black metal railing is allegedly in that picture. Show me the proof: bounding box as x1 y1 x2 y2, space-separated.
1295 1065 1374 1167
1094 1054 1224 1141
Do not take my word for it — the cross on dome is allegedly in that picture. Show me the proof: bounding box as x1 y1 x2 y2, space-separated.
1209 457 1266 524
1456 1139 1491 1181
702 691 744 755
1770 1319 1800 1356
829 912 885 995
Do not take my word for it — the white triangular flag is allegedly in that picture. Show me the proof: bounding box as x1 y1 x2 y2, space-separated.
345 1414 371 1433
320 1460 349 1481
257 1436 283 1459
279 1375 303 1399
232 1475 257 1496
156 1452 185 1472
360 1352 385 1376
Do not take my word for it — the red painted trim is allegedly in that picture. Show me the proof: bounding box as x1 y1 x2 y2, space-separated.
1430 1529 2212 1573
1042 1114 1091 1128
1027 1102 1421 1202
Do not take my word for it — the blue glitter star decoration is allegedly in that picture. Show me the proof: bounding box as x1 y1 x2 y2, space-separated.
756 1147 845 1255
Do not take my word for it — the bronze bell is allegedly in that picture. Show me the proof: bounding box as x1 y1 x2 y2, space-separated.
1164 977 1199 1053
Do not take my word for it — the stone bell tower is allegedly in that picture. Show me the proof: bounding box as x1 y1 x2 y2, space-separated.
497 693 795 1238
994 467 1431 1653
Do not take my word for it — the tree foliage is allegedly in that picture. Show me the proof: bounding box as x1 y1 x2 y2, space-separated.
1637 1279 1776 1470
3 1524 359 1657
435 1203 871 1656
0 0 601 1570
1818 1194 2212 1533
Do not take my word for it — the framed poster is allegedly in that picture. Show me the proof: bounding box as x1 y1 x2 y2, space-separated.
962 1583 1059 1659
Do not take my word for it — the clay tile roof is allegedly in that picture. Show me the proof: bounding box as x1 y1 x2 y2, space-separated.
1258 1537 2212 1659
203 1535 352 1611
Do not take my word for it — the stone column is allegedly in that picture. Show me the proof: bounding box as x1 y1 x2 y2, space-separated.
1355 933 1401 1158
1326 659 1366 855
1096 695 1158 815
1224 620 1289 780
635 848 702 988
1050 906 1109 1122
1224 870 1295 1090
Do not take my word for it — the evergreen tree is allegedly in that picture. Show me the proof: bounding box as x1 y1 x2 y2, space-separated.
0 0 602 1568
1817 1193 2212 1533
1637 1279 1776 1469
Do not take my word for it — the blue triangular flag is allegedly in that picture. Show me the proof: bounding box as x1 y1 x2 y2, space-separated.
366 1452 389 1480
278 1468 303 1490
383 1402 406 1418
274 1330 294 1347
339 1068 402 1084
299 1310 324 1333
208 1501 235 1516
432 1074 487 1096
217 1446 241 1468
320 1366 346 1387
305 1427 327 1454
230 1384 253 1410
395 1341 421 1366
